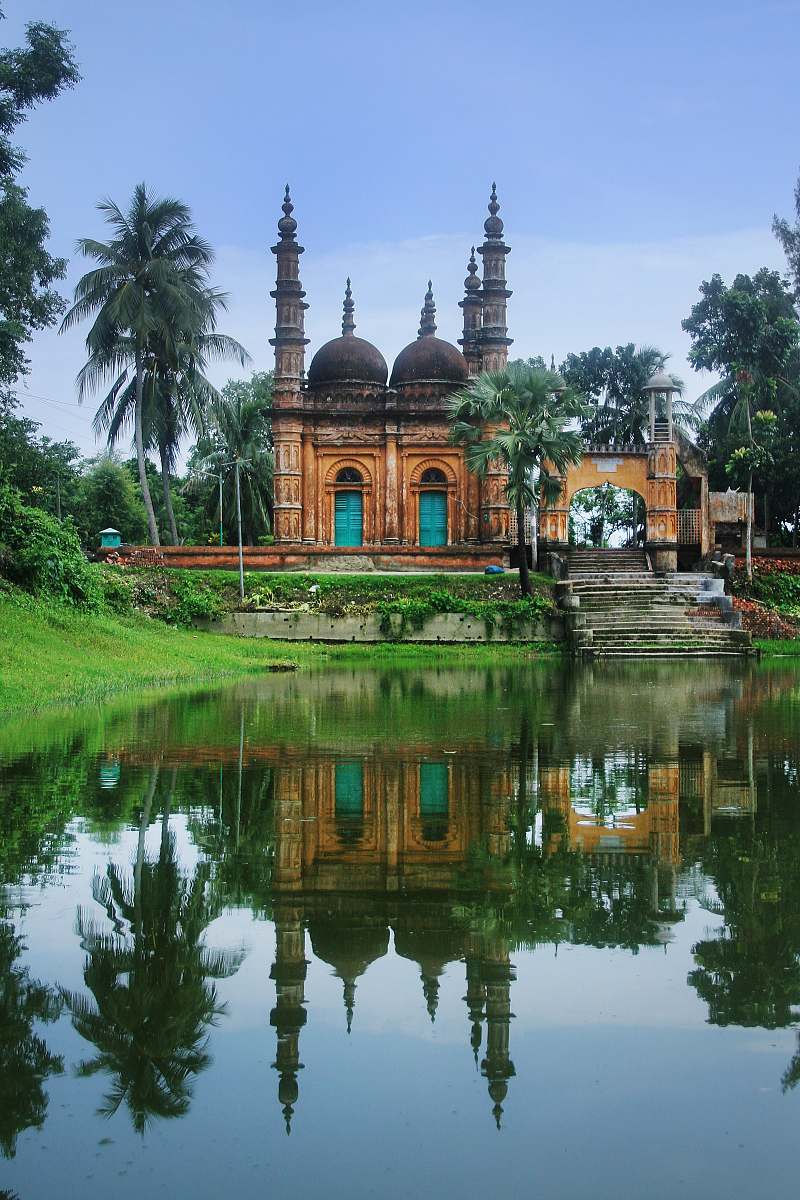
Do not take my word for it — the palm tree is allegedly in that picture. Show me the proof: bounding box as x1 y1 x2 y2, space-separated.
89 303 249 544
561 344 689 447
61 184 214 544
188 381 273 592
449 362 589 595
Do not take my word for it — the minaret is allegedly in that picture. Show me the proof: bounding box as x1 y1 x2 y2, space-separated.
270 185 309 543
269 902 308 1135
458 247 483 376
476 184 512 543
480 941 516 1129
477 183 512 372
342 276 355 335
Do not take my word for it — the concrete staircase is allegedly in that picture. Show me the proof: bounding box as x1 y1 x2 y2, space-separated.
560 549 755 659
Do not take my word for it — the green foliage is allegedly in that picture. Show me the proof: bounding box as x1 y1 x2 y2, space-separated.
164 573 225 625
773 170 800 303
744 571 800 615
560 343 687 445
0 11 79 385
77 456 147 544
0 482 102 608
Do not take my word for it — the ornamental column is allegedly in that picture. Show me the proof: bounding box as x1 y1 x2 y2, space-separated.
477 185 513 543
270 186 308 543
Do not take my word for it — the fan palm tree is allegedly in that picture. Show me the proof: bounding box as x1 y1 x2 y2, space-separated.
61 184 214 544
449 362 589 596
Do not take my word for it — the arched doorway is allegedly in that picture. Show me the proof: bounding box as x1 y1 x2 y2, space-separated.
334 467 363 546
569 483 646 548
418 467 448 546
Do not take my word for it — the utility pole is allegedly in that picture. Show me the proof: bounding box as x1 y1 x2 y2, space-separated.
235 458 245 601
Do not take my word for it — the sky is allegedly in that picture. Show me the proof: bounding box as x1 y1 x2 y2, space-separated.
5 0 798 455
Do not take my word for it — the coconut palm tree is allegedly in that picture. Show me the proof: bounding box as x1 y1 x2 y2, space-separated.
89 301 249 544
449 362 589 596
61 184 215 544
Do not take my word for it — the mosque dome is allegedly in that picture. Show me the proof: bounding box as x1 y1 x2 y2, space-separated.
390 282 468 388
307 279 388 387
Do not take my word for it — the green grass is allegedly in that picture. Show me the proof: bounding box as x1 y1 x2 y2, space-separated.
0 589 558 713
755 638 800 656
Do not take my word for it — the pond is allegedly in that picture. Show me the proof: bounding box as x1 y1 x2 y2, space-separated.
1 658 799 1199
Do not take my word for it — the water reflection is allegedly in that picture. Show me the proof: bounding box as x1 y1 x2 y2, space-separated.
1 659 800 1182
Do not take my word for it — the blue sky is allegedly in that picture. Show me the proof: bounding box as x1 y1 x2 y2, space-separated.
6 0 798 452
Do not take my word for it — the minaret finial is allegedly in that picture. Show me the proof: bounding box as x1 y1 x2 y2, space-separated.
484 182 503 238
418 281 437 337
550 353 556 372
277 184 298 241
344 979 356 1034
464 246 481 293
342 277 355 336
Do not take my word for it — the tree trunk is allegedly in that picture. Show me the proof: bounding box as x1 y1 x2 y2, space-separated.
134 346 160 546
746 471 753 582
516 497 532 596
159 439 179 545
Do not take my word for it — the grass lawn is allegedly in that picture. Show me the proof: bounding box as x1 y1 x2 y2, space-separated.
754 638 800 656
0 590 558 713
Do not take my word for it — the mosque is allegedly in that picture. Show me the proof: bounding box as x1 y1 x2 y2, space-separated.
269 184 514 565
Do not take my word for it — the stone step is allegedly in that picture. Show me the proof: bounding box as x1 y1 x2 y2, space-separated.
578 649 752 658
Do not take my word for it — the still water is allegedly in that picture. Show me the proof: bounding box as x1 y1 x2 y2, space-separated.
1 659 800 1199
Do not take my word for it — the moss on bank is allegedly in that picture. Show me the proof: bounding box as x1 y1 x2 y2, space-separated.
0 588 558 713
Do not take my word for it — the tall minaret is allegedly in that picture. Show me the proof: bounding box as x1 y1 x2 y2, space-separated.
477 183 512 372
477 184 512 543
270 186 308 543
269 902 308 1135
458 247 483 376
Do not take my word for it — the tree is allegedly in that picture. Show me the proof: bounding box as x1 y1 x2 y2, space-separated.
0 10 79 390
61 184 215 545
187 373 274 548
90 292 249 545
0 397 80 515
449 363 588 596
559 344 687 447
682 270 800 574
773 168 800 302
77 456 147 545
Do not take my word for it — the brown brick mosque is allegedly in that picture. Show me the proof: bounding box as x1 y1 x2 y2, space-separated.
269 184 513 564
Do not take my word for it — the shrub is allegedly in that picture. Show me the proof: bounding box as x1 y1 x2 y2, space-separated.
0 483 104 609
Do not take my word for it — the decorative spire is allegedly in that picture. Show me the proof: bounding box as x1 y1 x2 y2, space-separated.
344 979 356 1034
484 182 504 239
342 277 355 336
277 183 298 241
550 353 556 372
464 246 481 293
418 281 437 338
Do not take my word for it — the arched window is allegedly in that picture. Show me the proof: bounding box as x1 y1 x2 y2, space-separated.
336 467 362 484
420 467 447 485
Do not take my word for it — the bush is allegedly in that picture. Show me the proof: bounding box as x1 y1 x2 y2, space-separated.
0 483 104 609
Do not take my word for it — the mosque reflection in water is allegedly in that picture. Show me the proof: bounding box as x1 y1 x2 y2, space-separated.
259 663 759 1131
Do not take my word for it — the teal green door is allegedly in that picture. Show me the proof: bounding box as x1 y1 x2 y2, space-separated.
419 491 447 546
335 490 363 546
335 761 364 817
420 762 448 841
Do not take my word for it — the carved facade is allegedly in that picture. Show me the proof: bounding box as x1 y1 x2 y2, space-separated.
270 186 512 552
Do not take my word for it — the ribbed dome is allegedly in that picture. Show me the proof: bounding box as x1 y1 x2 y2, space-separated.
307 278 388 388
307 334 388 387
390 281 468 388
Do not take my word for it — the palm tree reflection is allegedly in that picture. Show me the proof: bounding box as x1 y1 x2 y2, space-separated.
62 768 246 1133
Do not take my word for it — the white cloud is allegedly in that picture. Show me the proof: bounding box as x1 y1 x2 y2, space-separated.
16 226 785 457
